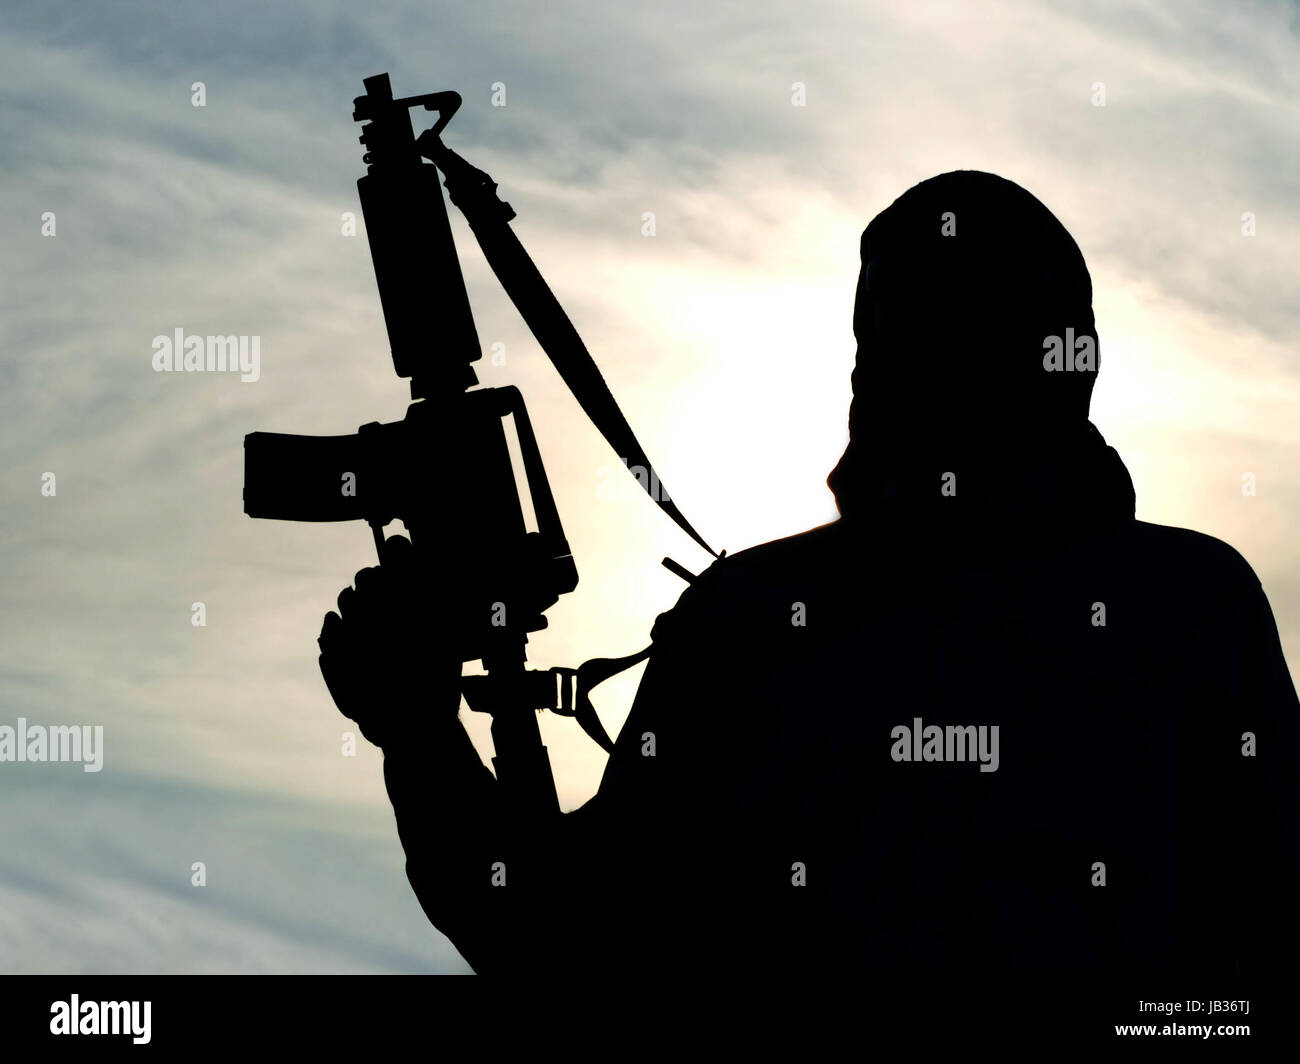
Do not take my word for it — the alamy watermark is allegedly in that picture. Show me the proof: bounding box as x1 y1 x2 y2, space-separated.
890 716 999 772
596 457 671 502
50 996 150 1044
151 328 260 382
0 718 104 772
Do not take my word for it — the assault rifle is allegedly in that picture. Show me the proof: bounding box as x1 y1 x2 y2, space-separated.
243 73 715 817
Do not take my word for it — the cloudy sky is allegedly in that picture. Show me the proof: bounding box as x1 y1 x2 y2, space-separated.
1 0 1297 973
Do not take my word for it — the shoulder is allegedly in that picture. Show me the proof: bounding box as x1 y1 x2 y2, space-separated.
1101 521 1277 641
1122 520 1264 591
649 521 846 647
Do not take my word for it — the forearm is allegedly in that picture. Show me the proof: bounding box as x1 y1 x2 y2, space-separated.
380 718 499 962
381 717 579 973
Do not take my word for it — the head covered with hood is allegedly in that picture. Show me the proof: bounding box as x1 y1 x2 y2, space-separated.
827 170 1134 527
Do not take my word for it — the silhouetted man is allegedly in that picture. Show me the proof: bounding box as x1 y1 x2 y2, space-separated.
319 171 1299 980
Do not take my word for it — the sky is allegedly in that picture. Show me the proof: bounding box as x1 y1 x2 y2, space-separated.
1 0 1297 973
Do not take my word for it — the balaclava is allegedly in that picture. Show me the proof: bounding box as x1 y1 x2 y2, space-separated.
827 170 1134 526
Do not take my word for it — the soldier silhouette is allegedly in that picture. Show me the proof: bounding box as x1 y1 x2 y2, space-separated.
318 171 1299 979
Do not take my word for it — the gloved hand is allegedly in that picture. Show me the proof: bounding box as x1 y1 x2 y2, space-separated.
317 534 462 749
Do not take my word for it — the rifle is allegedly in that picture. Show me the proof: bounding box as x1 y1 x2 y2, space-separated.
243 73 716 817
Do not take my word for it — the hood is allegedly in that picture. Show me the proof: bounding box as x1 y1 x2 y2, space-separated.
828 170 1129 530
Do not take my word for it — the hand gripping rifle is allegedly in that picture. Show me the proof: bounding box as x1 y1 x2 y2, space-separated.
243 73 717 818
